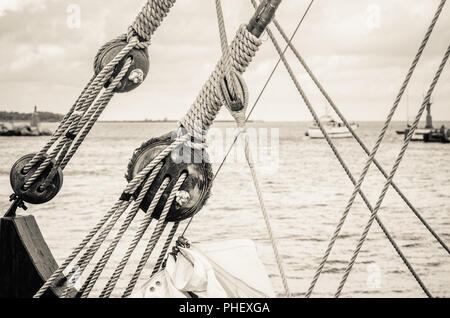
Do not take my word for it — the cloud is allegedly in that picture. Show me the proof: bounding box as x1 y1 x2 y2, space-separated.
0 0 46 16
0 0 449 121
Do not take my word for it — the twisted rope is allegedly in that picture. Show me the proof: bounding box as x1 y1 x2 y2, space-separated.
150 222 179 277
130 0 176 46
78 163 163 297
271 16 450 255
215 0 239 100
99 178 170 298
21 0 177 192
181 0 315 239
60 200 132 298
122 173 187 297
180 25 261 140
33 199 123 298
241 130 291 297
23 44 136 189
335 44 450 298
306 0 446 297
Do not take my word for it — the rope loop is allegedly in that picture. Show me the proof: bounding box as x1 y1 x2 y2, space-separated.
218 70 249 112
131 0 176 44
180 25 261 140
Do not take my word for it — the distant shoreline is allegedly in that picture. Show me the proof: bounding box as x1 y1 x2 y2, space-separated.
0 110 63 122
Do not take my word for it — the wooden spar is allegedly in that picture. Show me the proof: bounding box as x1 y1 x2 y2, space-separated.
0 215 76 298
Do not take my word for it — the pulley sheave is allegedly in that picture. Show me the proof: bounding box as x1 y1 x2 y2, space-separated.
9 153 63 205
126 133 212 222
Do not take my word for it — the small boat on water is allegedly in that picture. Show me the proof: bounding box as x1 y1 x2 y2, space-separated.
305 115 359 139
396 125 434 141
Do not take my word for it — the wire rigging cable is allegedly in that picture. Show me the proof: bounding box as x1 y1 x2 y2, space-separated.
22 0 448 299
306 0 447 297
270 13 449 256
335 44 450 298
214 0 291 297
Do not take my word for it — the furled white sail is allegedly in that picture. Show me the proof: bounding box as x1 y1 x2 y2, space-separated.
131 239 275 298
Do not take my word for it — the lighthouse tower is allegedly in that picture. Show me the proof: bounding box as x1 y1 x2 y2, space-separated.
30 106 41 132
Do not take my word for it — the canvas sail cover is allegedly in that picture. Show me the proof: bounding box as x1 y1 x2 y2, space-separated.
131 239 275 298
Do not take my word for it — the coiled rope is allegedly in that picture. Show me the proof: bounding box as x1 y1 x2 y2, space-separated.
214 0 291 297
179 25 261 140
21 0 176 192
180 0 315 296
307 0 447 297
35 16 263 298
335 44 450 298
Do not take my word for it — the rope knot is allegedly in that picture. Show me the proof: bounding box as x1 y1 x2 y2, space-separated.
127 26 151 50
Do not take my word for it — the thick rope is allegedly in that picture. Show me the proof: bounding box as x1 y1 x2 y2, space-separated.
33 199 123 298
99 178 170 298
78 163 163 297
214 0 291 297
60 199 132 298
122 173 187 297
150 222 179 277
130 0 176 46
23 45 136 189
180 25 261 140
241 130 291 297
335 45 450 298
22 0 177 191
271 16 449 255
215 0 239 100
306 0 446 297
181 0 315 238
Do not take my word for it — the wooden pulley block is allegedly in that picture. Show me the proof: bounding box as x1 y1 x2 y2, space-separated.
126 133 213 222
94 39 150 93
9 153 63 205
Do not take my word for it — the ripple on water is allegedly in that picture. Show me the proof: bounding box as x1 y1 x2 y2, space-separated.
1 121 449 297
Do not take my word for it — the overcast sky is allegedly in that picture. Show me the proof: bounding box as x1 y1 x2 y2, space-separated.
0 0 449 121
